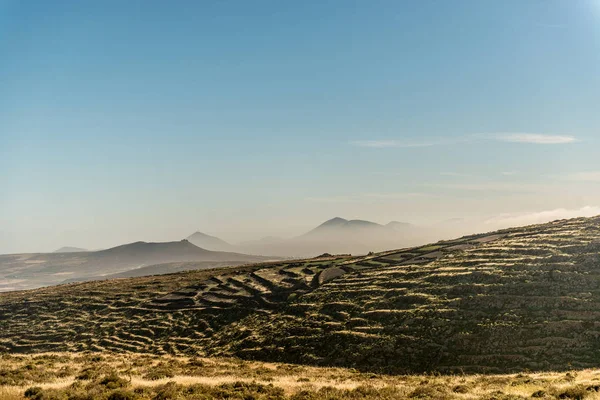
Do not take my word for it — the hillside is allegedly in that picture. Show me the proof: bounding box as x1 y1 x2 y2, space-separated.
0 240 272 291
2 216 600 374
187 231 235 252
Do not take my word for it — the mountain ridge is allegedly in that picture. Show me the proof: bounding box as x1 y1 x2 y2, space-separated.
3 216 600 373
0 240 273 292
187 232 235 252
53 246 87 253
185 217 419 257
302 217 387 236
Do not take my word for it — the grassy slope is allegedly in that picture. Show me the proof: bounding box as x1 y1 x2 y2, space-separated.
3 353 600 400
2 216 600 374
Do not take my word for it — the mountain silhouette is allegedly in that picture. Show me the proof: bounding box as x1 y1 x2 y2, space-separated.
186 231 234 252
0 240 273 292
53 246 87 253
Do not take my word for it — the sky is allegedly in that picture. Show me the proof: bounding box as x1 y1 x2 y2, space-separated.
1 0 599 254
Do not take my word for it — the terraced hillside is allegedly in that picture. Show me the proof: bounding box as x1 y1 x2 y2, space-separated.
2 216 600 374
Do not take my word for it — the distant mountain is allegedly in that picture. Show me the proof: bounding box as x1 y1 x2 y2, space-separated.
303 218 384 236
54 246 87 253
187 232 234 252
311 217 351 230
235 217 425 258
92 240 265 264
292 217 407 255
184 217 462 258
0 240 275 292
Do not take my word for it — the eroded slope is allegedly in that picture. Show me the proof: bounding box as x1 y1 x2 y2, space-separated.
2 216 600 374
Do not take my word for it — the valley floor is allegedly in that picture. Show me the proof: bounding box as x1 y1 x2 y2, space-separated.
1 353 600 399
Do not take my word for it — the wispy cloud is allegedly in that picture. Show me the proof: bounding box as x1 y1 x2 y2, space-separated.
485 206 600 227
494 133 578 144
563 171 600 182
351 133 578 148
423 182 555 193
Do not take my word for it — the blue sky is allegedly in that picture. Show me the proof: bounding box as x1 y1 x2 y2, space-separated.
1 0 599 253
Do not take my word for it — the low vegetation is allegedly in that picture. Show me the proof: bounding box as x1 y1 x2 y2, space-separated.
3 353 600 399
3 217 600 374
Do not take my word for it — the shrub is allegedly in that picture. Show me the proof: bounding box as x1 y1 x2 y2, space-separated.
23 388 68 400
76 367 102 381
152 382 181 400
24 386 43 400
143 364 175 380
408 385 450 399
452 385 470 394
99 372 129 390
107 389 137 400
186 358 205 368
557 385 588 400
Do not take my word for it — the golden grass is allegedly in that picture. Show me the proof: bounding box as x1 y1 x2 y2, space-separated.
5 353 600 399
0 387 22 400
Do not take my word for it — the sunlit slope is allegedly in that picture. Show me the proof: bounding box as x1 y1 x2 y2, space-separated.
2 216 600 374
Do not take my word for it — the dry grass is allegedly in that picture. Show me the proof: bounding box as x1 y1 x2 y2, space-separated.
3 353 600 399
0 387 22 400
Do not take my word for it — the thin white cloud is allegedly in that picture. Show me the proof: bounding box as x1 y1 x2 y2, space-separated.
494 133 578 144
351 133 578 148
423 182 554 193
564 171 600 182
485 206 600 227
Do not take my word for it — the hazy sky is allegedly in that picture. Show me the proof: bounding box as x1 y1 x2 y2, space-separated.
1 0 600 254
